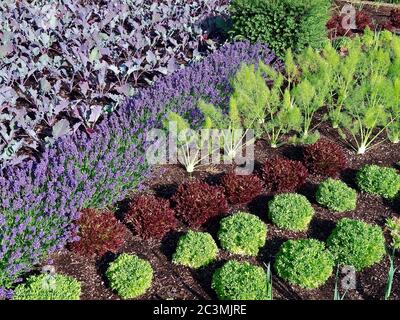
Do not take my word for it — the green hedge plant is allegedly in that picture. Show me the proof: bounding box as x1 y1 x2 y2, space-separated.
274 239 334 289
327 218 386 271
106 253 153 299
268 193 314 231
229 0 330 58
172 231 218 269
13 273 81 300
356 164 400 199
316 178 357 212
218 212 267 256
212 260 271 300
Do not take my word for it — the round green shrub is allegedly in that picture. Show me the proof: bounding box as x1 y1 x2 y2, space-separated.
268 193 314 231
172 231 218 269
13 273 81 300
274 239 334 289
316 178 357 212
106 253 153 299
356 164 400 199
327 218 386 271
218 212 267 256
212 260 270 300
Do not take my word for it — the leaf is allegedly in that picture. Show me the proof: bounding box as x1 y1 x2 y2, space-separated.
52 119 71 139
89 47 101 63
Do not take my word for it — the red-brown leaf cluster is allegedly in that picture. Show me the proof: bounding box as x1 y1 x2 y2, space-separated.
172 180 229 228
124 194 177 240
220 172 264 205
260 157 308 194
326 10 374 39
303 139 347 177
70 208 125 258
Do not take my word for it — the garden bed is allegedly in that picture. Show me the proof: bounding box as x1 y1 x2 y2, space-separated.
42 117 400 300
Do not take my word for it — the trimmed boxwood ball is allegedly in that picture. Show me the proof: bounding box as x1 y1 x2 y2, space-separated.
106 253 153 299
212 260 271 300
268 193 314 231
274 239 334 289
327 218 386 271
356 164 400 199
218 212 267 256
316 178 357 212
173 231 218 269
13 274 81 300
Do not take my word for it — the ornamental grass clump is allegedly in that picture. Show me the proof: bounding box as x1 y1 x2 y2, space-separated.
124 194 177 240
70 208 125 258
268 193 314 231
303 139 347 177
172 231 218 269
13 274 81 300
219 172 264 205
316 179 357 212
212 260 271 300
274 239 334 289
327 218 386 271
356 164 400 199
218 212 267 256
106 253 153 299
172 180 228 228
260 157 308 194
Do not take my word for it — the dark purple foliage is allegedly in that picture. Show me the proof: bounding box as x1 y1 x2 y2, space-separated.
0 0 230 168
0 41 281 289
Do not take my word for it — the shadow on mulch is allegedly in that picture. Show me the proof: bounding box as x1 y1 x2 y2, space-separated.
308 218 336 242
153 183 179 200
257 235 287 263
247 194 273 220
190 260 226 300
95 251 119 289
160 230 185 261
340 168 359 189
281 145 303 162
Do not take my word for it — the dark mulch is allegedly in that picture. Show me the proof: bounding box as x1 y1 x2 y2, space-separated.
45 120 400 300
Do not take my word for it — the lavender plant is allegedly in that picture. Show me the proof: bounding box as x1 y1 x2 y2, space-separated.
0 0 229 168
0 41 281 290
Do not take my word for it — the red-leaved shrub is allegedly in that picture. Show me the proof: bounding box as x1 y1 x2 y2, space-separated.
260 157 308 193
124 194 177 240
220 172 264 205
390 9 400 29
70 208 125 258
303 139 347 177
326 10 374 39
172 180 229 228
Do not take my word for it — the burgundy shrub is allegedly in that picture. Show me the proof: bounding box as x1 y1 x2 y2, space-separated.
124 194 177 240
260 157 308 193
390 9 400 29
356 11 374 31
303 139 347 177
172 180 229 228
220 172 264 205
70 209 125 258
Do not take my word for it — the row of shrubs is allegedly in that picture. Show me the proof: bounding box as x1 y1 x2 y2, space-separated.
12 213 387 300
69 156 400 261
